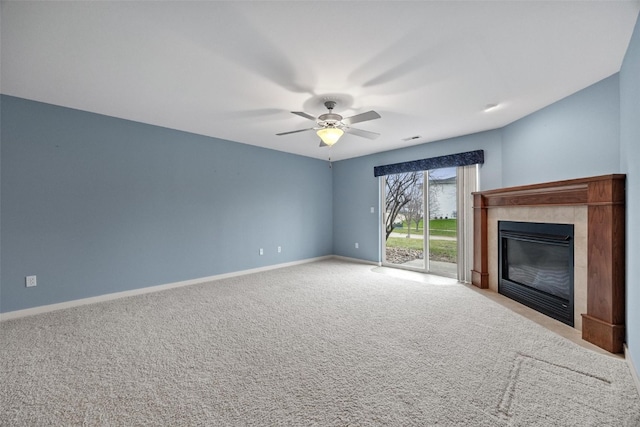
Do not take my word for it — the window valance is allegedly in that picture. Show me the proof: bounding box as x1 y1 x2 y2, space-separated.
373 150 484 177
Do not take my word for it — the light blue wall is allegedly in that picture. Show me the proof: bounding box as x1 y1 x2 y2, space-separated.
0 96 333 313
502 74 621 187
332 130 503 262
620 11 640 374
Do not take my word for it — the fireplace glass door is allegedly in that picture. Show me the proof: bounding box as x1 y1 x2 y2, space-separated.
505 238 571 300
499 221 574 326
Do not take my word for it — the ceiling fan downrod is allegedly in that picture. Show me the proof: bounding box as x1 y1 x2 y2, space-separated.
324 100 337 111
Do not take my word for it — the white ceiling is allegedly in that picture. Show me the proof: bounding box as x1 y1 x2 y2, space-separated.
2 1 639 161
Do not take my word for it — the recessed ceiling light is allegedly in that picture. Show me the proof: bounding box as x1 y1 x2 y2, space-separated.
484 103 499 112
402 135 421 142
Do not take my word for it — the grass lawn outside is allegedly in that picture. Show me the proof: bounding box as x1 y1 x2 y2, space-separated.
393 218 457 238
385 236 457 263
428 219 457 237
428 239 457 262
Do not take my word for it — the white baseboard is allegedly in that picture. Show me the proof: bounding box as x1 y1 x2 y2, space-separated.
0 255 333 322
625 344 640 398
332 255 380 266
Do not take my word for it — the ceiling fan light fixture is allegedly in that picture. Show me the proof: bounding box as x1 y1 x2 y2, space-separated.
317 127 344 146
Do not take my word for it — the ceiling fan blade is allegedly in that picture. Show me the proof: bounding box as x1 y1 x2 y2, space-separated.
345 127 380 140
276 128 314 136
319 140 329 147
342 110 381 125
291 111 317 121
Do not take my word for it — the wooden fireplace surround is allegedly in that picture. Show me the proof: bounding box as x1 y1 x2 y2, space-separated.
472 174 625 353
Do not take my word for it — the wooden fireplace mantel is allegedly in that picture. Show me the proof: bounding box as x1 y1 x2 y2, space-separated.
472 174 626 353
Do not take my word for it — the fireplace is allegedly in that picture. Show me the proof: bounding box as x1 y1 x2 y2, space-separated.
472 175 625 353
499 221 574 327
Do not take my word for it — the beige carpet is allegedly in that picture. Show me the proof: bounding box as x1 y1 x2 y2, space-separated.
1 259 639 425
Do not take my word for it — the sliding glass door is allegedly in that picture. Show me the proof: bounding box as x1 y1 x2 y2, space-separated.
382 167 458 278
383 171 425 269
426 168 458 278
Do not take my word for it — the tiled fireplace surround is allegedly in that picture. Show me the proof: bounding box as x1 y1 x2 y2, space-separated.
472 175 625 353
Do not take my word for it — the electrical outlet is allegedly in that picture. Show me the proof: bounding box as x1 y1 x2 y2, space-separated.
277 246 282 253
355 242 359 249
26 275 37 288
370 207 375 213
259 248 264 255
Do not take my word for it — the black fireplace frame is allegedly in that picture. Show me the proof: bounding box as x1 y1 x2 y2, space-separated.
498 221 575 327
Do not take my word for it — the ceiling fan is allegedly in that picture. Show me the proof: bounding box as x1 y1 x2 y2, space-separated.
276 101 381 147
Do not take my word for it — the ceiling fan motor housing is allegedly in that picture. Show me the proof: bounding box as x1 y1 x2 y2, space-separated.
318 112 343 127
318 101 343 127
